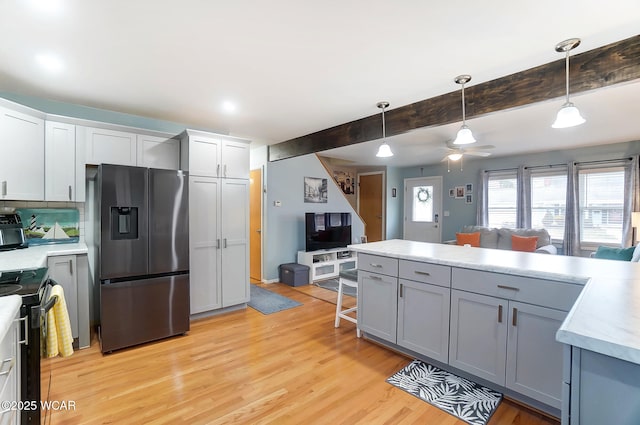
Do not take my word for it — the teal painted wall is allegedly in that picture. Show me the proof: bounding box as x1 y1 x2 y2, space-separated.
386 166 403 239
0 91 223 135
397 140 640 241
265 154 365 281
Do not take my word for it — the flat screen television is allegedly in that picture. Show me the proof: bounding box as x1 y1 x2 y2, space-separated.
305 212 352 252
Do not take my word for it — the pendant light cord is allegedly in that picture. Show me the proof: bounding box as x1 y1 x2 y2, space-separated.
461 82 466 124
381 105 386 139
565 50 570 103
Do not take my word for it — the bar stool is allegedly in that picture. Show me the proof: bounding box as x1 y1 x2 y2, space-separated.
334 268 360 337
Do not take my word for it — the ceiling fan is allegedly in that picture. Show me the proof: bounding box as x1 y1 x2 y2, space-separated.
439 143 494 171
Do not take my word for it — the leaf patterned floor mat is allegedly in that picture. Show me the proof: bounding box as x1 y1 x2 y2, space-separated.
387 360 502 425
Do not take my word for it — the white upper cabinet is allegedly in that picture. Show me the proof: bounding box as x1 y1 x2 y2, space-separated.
181 130 249 178
45 121 85 201
83 126 137 166
182 133 220 177
221 140 250 179
0 104 45 200
136 134 180 170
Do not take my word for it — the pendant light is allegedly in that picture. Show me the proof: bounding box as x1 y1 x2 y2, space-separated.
375 101 393 157
552 38 586 129
453 74 477 145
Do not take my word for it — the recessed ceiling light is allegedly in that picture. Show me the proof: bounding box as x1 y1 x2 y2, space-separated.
36 53 64 73
222 101 237 113
27 0 64 15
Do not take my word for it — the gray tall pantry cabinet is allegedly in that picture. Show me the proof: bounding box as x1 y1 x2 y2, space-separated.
180 130 250 315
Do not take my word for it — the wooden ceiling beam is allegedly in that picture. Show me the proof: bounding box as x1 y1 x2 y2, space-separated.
268 35 640 162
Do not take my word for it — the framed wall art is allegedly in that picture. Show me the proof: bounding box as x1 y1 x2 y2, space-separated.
304 177 328 203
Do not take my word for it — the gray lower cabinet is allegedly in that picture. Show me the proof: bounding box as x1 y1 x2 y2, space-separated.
506 301 566 408
47 255 79 338
46 254 91 348
397 278 450 363
358 270 398 341
567 347 640 425
358 253 578 415
450 289 568 410
449 290 508 384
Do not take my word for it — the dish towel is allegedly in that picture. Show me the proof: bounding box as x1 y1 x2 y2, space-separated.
45 285 74 358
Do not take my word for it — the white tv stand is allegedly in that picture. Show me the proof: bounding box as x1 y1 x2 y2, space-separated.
297 248 357 282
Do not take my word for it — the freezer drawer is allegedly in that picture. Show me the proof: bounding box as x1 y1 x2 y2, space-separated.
99 273 189 352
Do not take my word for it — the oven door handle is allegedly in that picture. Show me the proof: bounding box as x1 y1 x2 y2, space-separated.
41 295 58 317
17 316 28 346
31 295 58 329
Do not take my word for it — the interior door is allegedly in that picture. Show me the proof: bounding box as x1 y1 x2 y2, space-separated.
403 176 442 242
358 172 384 242
249 168 262 282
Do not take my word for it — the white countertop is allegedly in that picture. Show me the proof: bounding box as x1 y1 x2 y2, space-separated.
0 295 21 342
0 243 88 272
349 239 640 365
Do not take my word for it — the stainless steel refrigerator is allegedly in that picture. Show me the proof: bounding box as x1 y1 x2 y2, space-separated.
97 164 189 353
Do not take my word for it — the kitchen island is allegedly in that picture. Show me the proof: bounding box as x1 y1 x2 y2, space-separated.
348 239 640 423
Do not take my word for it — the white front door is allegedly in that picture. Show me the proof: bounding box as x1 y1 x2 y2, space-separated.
403 176 442 242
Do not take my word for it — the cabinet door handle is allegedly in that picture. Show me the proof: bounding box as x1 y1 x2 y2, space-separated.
369 263 383 268
216 239 220 249
399 283 403 298
217 164 220 176
1 181 6 197
512 307 518 326
69 259 73 275
414 270 430 276
369 275 382 281
0 358 13 376
223 238 227 248
497 285 520 292
68 185 72 201
498 305 503 323
224 164 227 177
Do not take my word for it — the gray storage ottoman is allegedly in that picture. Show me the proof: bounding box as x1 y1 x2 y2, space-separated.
279 263 310 286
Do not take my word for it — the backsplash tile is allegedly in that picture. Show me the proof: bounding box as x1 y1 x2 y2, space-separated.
15 208 80 246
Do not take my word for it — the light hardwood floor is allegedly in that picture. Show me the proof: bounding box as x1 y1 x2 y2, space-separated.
45 283 559 424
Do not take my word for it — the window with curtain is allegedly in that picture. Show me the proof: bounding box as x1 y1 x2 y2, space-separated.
486 171 518 228
578 166 626 245
530 169 567 240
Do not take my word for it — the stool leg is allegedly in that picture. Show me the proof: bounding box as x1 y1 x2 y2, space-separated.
334 279 344 328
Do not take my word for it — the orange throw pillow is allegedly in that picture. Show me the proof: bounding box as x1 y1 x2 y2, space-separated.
511 235 538 252
456 232 481 247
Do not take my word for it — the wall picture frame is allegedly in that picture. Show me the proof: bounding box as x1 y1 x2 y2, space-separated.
449 188 455 197
466 194 473 204
455 186 465 199
466 183 473 193
304 177 328 203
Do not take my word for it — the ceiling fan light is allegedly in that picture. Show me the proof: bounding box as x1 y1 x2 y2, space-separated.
376 142 393 157
552 103 586 128
453 125 476 145
448 153 463 161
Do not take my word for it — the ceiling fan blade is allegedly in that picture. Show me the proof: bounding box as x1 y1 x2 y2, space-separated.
465 151 492 157
469 144 495 150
